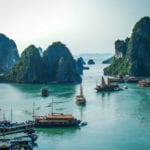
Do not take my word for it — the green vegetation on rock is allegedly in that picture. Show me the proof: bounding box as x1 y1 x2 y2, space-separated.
8 45 43 83
7 42 81 84
104 16 150 76
0 34 19 73
104 58 130 76
43 42 81 83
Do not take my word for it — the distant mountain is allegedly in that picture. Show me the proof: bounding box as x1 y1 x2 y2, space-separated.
79 53 113 58
102 56 114 64
104 16 150 76
0 33 19 73
76 53 114 64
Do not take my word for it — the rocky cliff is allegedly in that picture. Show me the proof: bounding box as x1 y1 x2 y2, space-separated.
0 34 19 73
114 38 129 58
43 42 81 83
104 16 150 76
8 42 81 83
8 45 43 83
76 57 86 75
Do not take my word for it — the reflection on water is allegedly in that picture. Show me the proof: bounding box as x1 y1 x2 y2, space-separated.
138 98 150 127
96 91 111 98
10 83 77 98
57 92 74 98
77 105 86 121
10 83 41 94
33 143 38 148
36 127 80 137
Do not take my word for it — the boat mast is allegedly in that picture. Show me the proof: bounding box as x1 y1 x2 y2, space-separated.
10 106 13 123
101 76 106 88
80 84 83 96
51 98 53 115
79 106 83 121
3 111 5 121
96 80 98 86
33 102 35 121
0 108 2 121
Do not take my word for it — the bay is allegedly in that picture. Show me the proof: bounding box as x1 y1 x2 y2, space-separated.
0 55 150 150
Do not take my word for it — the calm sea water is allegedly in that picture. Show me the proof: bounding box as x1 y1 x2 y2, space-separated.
0 56 150 150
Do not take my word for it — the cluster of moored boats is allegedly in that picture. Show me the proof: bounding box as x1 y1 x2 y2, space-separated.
0 120 38 149
98 76 150 88
0 112 83 149
0 99 85 149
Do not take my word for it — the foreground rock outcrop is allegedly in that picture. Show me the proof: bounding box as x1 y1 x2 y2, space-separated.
0 34 19 73
104 16 150 76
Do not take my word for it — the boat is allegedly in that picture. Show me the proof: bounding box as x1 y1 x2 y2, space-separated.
1 132 38 142
34 113 81 127
76 84 86 105
0 140 11 150
11 137 33 150
108 78 125 83
0 123 38 149
0 136 34 150
108 76 139 83
41 87 49 97
33 100 81 127
0 131 38 150
80 122 88 126
138 79 150 87
95 76 122 92
126 76 139 83
0 120 35 136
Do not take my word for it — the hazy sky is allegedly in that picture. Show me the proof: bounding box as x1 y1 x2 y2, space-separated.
0 0 150 55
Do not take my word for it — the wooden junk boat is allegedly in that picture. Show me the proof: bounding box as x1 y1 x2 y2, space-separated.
41 87 49 97
33 100 81 127
76 84 86 105
0 121 38 150
34 113 81 128
95 76 122 92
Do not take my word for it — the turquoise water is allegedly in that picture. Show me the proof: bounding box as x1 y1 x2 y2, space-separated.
0 62 150 150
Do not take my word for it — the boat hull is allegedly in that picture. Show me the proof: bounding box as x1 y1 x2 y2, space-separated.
0 121 35 136
76 96 86 105
35 123 80 128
